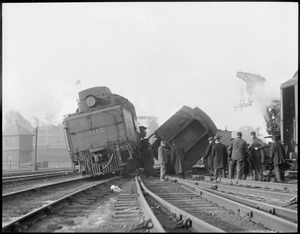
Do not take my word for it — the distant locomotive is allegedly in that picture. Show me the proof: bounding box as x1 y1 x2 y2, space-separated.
63 87 144 176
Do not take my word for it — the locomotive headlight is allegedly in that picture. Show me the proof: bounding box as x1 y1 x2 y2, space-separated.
86 96 97 107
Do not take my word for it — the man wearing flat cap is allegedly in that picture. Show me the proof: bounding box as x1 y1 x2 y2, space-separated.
212 136 228 180
202 136 215 175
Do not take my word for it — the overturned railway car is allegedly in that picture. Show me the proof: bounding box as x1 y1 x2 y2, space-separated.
63 87 143 176
153 105 218 170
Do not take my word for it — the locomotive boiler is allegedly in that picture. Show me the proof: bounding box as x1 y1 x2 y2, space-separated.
63 86 144 176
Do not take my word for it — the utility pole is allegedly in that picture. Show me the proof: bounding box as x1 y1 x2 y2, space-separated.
33 118 39 171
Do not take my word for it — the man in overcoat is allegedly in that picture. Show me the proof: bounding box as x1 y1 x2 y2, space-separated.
142 143 154 178
212 136 228 180
171 140 186 179
228 132 248 180
158 141 168 181
269 135 286 182
249 131 265 181
202 136 215 175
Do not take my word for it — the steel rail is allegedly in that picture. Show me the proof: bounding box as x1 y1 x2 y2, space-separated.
200 176 297 192
135 176 165 233
2 177 86 198
2 170 75 183
138 177 225 233
173 177 297 232
2 177 120 232
180 178 297 223
186 178 296 200
2 167 73 176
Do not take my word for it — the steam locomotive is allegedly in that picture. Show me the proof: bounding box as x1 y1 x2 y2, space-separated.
63 87 145 176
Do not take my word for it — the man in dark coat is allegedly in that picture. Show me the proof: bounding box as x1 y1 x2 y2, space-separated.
270 135 286 182
142 143 154 178
202 136 215 176
171 140 186 179
228 132 248 180
158 141 168 181
212 136 228 180
249 132 265 181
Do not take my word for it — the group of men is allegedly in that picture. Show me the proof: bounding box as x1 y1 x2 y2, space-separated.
202 131 287 182
143 131 287 183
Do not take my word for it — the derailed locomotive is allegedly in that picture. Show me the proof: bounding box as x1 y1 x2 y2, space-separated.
63 87 145 176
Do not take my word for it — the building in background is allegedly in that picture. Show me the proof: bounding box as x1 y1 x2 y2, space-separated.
216 129 232 146
2 121 34 170
3 110 71 169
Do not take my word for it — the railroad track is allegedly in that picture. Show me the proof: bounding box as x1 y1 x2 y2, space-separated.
3 174 297 232
194 175 298 192
2 176 120 232
2 167 73 176
139 175 297 232
2 176 91 199
2 170 76 184
2 175 165 233
188 176 298 211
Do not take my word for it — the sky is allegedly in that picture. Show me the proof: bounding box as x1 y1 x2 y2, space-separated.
2 2 298 137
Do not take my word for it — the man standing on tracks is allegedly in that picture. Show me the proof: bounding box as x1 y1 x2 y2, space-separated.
249 132 265 181
141 140 154 178
228 132 248 180
270 134 286 182
202 136 215 176
212 136 228 181
158 141 168 181
171 140 186 179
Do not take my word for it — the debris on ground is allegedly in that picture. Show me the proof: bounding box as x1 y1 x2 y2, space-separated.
110 185 121 192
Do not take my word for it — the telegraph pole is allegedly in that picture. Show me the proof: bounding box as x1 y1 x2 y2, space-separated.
33 118 39 171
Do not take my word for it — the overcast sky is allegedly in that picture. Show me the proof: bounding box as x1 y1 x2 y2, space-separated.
2 2 298 137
